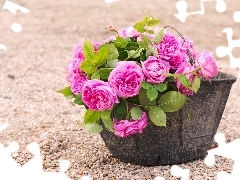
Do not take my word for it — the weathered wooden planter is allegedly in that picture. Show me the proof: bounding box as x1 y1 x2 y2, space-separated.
100 72 237 166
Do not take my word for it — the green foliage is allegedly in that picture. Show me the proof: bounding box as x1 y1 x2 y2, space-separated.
84 123 103 133
130 106 142 120
101 110 113 131
138 41 148 49
100 110 111 120
73 94 84 105
154 27 164 44
91 71 101 80
192 75 201 93
139 88 156 110
133 15 161 33
103 44 119 60
112 100 127 121
141 34 152 45
102 119 114 132
159 91 186 112
99 68 112 79
149 106 166 127
80 60 96 74
149 46 158 57
56 86 75 99
178 75 191 88
84 110 101 124
141 81 152 89
114 36 128 48
153 83 167 92
83 39 95 60
107 59 119 68
93 47 108 66
147 87 158 101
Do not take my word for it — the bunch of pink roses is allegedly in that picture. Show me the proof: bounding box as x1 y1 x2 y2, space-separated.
58 15 218 138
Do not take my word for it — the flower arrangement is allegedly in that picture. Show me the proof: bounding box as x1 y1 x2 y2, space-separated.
57 15 218 138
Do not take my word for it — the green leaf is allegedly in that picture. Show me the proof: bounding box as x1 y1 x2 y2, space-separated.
56 86 74 99
150 46 158 57
126 42 139 50
138 41 148 49
127 48 143 59
192 75 201 93
147 87 158 101
103 44 119 61
178 75 191 88
133 21 145 33
100 110 111 120
141 34 152 45
80 60 96 74
112 100 127 121
91 71 100 80
145 48 151 58
153 83 167 92
99 68 112 79
130 106 142 120
101 110 114 132
139 88 156 109
93 47 108 66
147 30 155 34
149 106 166 127
114 36 128 48
154 27 164 44
115 101 127 115
84 123 103 133
147 19 161 26
73 94 84 105
106 59 119 68
159 91 186 112
83 39 95 60
140 51 146 61
84 110 101 124
101 119 114 132
141 81 153 89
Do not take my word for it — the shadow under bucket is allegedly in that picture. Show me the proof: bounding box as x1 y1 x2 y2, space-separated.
100 72 237 166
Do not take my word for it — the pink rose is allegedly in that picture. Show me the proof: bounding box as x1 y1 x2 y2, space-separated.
196 51 218 80
66 58 84 83
118 27 141 38
175 62 197 96
73 41 100 59
178 36 194 54
141 56 170 84
113 111 148 138
71 74 89 95
82 80 119 111
169 52 188 70
155 32 180 61
108 61 144 98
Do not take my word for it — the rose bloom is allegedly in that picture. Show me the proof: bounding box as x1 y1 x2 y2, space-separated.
113 111 148 138
155 32 180 61
66 58 85 83
178 36 194 54
82 80 119 111
196 51 218 80
118 27 141 38
108 61 144 98
175 62 197 96
141 56 171 84
73 41 100 59
169 52 188 70
71 74 89 95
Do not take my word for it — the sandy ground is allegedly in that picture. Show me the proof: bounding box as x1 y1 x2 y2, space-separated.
0 0 240 179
